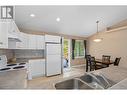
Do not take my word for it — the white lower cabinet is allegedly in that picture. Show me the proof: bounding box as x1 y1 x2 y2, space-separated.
28 59 45 80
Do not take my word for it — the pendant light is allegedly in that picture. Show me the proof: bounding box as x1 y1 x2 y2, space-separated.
93 21 103 42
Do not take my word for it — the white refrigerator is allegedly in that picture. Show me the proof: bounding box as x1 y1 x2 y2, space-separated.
46 43 62 76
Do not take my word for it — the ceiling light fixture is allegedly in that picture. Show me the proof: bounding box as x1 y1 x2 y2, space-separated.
30 14 35 17
56 17 60 22
93 21 103 42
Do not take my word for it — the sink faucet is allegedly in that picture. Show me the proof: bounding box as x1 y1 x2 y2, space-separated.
89 73 111 89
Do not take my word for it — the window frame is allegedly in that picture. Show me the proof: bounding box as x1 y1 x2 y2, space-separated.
74 40 85 58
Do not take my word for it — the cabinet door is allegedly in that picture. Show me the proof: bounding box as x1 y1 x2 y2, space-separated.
28 60 38 77
45 35 61 43
16 32 28 49
21 32 29 49
0 21 8 48
16 32 24 49
8 21 14 34
40 59 45 76
28 34 36 49
8 20 21 49
8 21 20 38
28 59 45 78
36 35 45 49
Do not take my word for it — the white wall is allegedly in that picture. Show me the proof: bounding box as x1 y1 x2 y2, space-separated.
88 29 127 68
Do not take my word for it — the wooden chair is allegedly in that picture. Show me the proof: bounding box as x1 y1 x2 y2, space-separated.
90 57 104 71
89 57 96 71
102 55 111 62
114 57 121 66
101 55 111 68
86 55 91 72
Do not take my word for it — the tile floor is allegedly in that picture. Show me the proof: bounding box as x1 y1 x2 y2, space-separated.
27 66 86 89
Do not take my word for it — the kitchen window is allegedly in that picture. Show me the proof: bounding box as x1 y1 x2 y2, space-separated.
74 40 85 58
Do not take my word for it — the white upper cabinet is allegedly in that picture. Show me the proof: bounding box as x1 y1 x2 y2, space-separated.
0 19 45 49
21 32 29 49
8 20 22 49
28 34 36 49
0 20 8 48
8 20 21 41
10 32 45 49
28 34 45 49
16 32 29 49
45 35 61 43
36 35 45 49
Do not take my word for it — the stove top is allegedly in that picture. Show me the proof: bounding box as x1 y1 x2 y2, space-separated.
0 62 27 72
19 63 26 65
6 64 17 66
0 68 11 71
13 66 25 69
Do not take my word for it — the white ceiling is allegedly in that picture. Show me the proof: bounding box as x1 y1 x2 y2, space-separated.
15 6 127 37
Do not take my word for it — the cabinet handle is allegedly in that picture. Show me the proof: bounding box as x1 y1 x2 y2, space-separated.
0 42 3 44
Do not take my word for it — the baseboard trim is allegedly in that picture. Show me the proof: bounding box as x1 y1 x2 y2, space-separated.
71 64 86 68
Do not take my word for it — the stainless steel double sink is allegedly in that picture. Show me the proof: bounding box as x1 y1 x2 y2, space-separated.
55 73 116 89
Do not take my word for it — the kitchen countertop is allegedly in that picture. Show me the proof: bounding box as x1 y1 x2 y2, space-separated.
47 66 127 89
28 57 45 60
0 66 127 89
8 57 45 64
0 69 27 89
90 66 127 83
109 78 127 89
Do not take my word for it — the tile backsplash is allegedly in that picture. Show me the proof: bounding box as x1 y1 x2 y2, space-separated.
0 49 14 60
0 49 45 60
14 49 45 58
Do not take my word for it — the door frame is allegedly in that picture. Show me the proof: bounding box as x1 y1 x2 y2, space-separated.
62 38 71 69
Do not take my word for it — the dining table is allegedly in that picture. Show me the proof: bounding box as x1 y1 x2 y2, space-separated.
95 59 114 67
